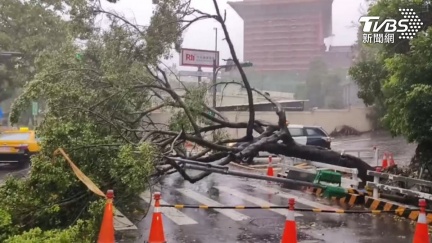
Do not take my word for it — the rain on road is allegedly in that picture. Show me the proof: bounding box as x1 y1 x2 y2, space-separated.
131 132 425 243
0 132 425 243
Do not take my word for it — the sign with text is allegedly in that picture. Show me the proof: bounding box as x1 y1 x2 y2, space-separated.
359 8 423 44
180 48 219 68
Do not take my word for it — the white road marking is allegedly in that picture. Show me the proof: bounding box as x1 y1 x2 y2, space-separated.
252 184 338 210
215 186 303 217
176 188 250 221
114 208 138 230
140 190 198 225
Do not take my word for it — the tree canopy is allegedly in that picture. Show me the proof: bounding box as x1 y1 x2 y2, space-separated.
1 0 376 241
349 0 432 176
303 59 344 109
0 0 70 103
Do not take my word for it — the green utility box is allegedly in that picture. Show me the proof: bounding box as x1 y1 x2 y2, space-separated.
313 170 342 187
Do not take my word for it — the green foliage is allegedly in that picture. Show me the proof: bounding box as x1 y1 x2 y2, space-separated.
382 28 432 143
4 220 94 243
145 0 184 62
0 0 69 103
349 0 430 125
0 0 188 240
366 0 428 55
169 86 207 132
350 0 432 172
349 56 387 107
0 0 192 240
304 59 344 108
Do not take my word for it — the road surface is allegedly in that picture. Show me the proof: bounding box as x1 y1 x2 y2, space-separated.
0 132 424 242
134 172 422 243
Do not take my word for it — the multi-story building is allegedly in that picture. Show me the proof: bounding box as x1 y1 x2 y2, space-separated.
228 0 333 72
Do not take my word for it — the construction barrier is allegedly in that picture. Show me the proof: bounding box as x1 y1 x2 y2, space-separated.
281 198 297 243
98 190 115 243
267 155 274 177
148 192 166 243
303 186 365 207
413 199 430 243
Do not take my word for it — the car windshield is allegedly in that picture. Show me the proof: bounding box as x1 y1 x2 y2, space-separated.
0 132 31 141
288 128 303 136
306 128 328 136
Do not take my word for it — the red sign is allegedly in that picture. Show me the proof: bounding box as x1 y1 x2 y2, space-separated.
180 48 219 68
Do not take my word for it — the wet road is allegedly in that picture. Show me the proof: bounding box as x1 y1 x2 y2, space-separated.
0 132 424 242
331 131 416 167
0 164 30 185
132 133 423 243
136 172 422 243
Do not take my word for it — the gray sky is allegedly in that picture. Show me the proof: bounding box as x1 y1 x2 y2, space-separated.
102 0 367 70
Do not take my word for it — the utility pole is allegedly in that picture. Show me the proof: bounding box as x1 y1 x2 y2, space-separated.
212 59 217 109
212 28 218 108
197 66 202 83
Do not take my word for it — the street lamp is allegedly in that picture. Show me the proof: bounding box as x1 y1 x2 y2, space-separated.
211 60 253 108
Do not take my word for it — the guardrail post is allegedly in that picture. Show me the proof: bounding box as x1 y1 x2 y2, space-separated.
373 167 380 199
352 169 359 189
374 147 379 166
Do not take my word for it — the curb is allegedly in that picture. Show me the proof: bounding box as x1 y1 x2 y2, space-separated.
304 186 364 207
364 196 432 224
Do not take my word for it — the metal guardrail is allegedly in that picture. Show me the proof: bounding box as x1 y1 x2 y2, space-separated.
367 181 432 201
367 171 432 188
367 170 432 199
339 147 379 166
279 156 360 188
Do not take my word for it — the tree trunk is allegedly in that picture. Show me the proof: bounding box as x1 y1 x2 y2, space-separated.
411 141 432 180
262 143 375 188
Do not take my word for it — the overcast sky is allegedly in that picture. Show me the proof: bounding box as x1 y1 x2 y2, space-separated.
101 0 367 70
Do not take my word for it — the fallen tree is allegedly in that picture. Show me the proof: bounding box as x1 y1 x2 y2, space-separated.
0 0 377 241
139 0 375 187
9 0 375 187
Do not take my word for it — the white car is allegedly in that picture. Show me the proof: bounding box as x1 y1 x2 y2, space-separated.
257 124 332 157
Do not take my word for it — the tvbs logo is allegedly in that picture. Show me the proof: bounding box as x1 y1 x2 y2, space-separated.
359 8 423 44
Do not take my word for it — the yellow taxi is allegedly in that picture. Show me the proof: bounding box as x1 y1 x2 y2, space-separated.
0 127 41 166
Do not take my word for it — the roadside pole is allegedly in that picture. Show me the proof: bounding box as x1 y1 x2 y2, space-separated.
212 59 217 108
197 66 202 83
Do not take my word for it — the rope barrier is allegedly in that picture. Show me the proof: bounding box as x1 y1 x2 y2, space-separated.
160 204 432 214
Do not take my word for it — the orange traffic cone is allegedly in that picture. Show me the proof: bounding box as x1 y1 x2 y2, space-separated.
148 192 166 243
281 198 298 243
267 156 274 177
389 153 396 167
413 199 430 243
98 190 115 243
381 153 388 169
